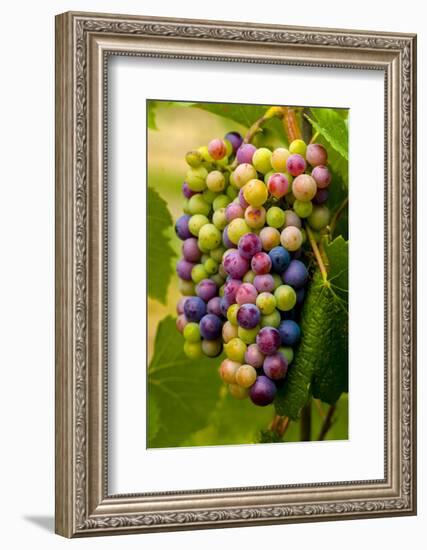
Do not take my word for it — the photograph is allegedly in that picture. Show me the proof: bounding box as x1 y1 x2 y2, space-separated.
147 100 349 448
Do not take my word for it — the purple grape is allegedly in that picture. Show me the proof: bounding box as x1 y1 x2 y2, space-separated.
238 188 249 209
226 202 244 222
225 131 243 153
311 165 331 189
223 251 250 279
286 154 306 177
249 375 277 406
182 181 196 199
312 188 329 205
238 233 262 260
263 353 288 380
182 237 202 263
245 344 265 368
253 274 275 293
200 314 222 340
268 246 291 274
196 279 218 301
223 278 242 303
220 296 232 316
184 296 207 322
176 296 188 315
207 296 223 317
236 283 258 305
237 304 261 329
236 143 257 165
278 320 301 346
176 259 195 281
282 260 308 289
222 225 237 249
251 252 272 275
175 215 192 240
256 327 281 355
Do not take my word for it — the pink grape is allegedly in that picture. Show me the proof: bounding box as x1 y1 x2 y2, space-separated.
253 274 275 293
244 344 265 368
312 165 332 188
208 138 227 160
236 283 258 305
226 202 244 222
182 237 202 262
267 173 289 198
263 353 288 380
238 233 262 259
286 154 306 176
223 278 242 303
236 143 257 164
306 143 328 166
256 327 281 355
251 252 272 275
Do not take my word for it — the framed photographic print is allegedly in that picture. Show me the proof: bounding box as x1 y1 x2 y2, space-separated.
55 11 417 537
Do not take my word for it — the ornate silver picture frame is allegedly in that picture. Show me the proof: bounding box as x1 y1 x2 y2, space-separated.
55 11 417 537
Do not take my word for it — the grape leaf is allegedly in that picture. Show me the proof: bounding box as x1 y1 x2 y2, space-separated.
147 187 177 304
148 316 223 448
191 102 267 129
307 108 349 161
275 237 348 419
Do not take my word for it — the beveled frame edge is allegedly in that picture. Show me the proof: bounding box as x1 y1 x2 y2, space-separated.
55 11 417 538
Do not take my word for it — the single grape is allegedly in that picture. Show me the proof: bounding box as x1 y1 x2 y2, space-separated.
272 273 282 290
176 259 195 281
238 325 260 344
274 285 297 311
238 233 262 259
224 337 247 362
222 225 237 249
227 218 251 245
284 210 302 228
222 320 238 343
207 296 222 317
208 138 227 160
178 278 195 296
198 223 222 250
226 302 240 325
223 250 249 279
212 208 227 231
278 319 301 346
213 194 231 211
266 206 285 229
183 322 201 342
232 163 258 188
237 303 261 329
236 283 258 305
245 344 265 368
307 205 331 230
271 148 290 172
184 296 207 322
219 359 241 383
225 131 243 153
206 170 226 192
182 237 202 263
256 327 281 355
175 214 192 240
292 174 317 202
280 226 303 251
225 202 244 222
268 246 291 274
260 309 281 328
306 143 328 167
249 375 277 406
196 278 218 301
267 172 290 199
256 292 276 315
311 165 331 189
183 341 203 359
220 296 233 317
202 338 223 357
186 166 208 192
243 179 268 207
238 187 249 209
312 188 329 205
185 149 203 168
236 143 257 165
198 145 214 162
191 264 208 284
289 138 307 157
223 278 242 304
263 352 288 380
251 252 272 275
182 181 196 199
229 383 249 400
253 274 275 293
199 314 222 340
236 364 258 388
286 154 306 176
243 270 256 284
282 259 308 289
244 205 266 229
204 257 219 275
280 346 294 364
293 199 313 218
259 227 281 251
252 147 272 174
176 314 188 333
210 245 226 262
188 214 209 237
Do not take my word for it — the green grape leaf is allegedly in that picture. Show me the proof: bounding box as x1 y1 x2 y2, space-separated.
147 187 177 304
148 316 223 448
191 102 267 129
275 237 348 419
307 108 349 161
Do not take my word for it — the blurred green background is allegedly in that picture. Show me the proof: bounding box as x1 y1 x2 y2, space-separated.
147 101 348 448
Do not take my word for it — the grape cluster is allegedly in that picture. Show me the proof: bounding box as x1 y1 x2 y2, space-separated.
175 131 331 407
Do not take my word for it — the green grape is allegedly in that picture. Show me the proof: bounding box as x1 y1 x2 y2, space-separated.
202 188 217 204
271 273 282 290
243 270 256 284
204 257 219 274
212 208 227 230
185 149 203 167
182 198 191 215
274 285 297 311
206 170 226 192
226 185 238 200
188 214 209 236
266 206 285 228
191 264 208 284
224 337 247 362
256 292 276 315
198 223 222 250
183 322 201 342
260 309 281 328
252 147 272 174
178 279 195 296
289 139 307 157
280 346 294 364
293 199 313 218
211 273 225 286
227 303 240 326
238 325 259 344
307 205 331 230
213 194 231 211
227 218 251 244
183 340 203 359
186 166 208 192
198 145 214 162
188 194 210 216
210 245 226 262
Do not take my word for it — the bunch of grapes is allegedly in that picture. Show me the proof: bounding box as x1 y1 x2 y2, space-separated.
175 130 332 407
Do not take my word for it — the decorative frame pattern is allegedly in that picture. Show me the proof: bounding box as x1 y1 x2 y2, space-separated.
55 11 417 538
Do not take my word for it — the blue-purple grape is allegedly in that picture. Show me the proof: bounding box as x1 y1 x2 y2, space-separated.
237 304 261 329
200 314 222 340
225 131 243 153
256 327 281 355
207 296 223 317
263 352 288 380
184 296 207 322
268 246 291 274
175 214 192 240
282 259 308 289
223 250 250 279
196 279 218 301
249 375 277 406
278 319 301 346
176 259 195 281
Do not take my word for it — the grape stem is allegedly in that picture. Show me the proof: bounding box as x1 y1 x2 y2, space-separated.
329 197 349 238
270 414 291 438
309 131 320 144
306 226 328 282
318 404 337 440
282 107 302 142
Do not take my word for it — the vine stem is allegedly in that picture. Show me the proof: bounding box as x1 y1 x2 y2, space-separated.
329 196 349 238
318 404 337 440
306 226 328 282
309 131 320 144
282 106 302 142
